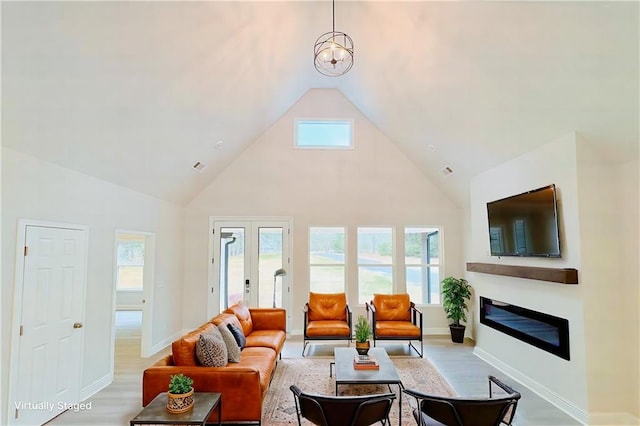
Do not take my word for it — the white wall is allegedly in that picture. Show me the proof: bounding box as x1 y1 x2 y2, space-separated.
576 137 639 423
184 88 465 333
1 148 184 423
468 134 639 423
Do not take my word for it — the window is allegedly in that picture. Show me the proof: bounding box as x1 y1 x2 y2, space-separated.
116 239 145 290
309 227 346 293
357 227 393 303
296 119 353 149
405 227 441 304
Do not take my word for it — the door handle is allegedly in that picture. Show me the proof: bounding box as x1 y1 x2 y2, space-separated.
73 322 83 329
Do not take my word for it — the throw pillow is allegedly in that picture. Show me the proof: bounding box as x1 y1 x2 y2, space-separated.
218 324 241 363
195 332 228 367
227 323 246 349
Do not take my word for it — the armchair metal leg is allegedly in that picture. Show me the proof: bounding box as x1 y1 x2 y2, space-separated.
408 340 423 358
302 340 309 357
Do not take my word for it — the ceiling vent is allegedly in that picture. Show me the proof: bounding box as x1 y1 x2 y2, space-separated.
441 166 454 176
192 161 207 173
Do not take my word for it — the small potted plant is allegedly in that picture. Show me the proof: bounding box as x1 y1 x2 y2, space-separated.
354 315 373 355
441 276 472 343
167 373 194 413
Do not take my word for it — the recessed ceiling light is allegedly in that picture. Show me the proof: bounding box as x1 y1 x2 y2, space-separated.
215 140 223 149
192 161 207 173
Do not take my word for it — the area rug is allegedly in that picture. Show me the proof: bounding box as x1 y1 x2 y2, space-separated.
262 356 456 425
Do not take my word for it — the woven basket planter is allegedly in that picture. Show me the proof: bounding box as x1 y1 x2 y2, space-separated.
167 387 194 414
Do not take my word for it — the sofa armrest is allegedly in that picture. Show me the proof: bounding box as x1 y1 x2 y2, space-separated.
249 307 286 331
143 365 263 419
410 302 423 331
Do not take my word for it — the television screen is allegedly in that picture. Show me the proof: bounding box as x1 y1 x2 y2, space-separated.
486 185 561 257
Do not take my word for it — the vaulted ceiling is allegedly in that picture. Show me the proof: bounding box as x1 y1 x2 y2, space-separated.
2 1 638 206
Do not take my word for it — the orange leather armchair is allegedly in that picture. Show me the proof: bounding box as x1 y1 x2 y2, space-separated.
366 293 423 357
303 292 352 356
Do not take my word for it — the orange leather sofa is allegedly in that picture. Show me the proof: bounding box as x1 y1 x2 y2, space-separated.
142 302 286 424
302 292 352 356
366 293 423 357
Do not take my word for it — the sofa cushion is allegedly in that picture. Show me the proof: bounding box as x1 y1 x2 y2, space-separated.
211 312 244 332
227 323 247 349
224 301 254 336
373 293 411 321
237 347 277 397
245 329 286 353
196 332 228 367
218 324 241 363
172 323 218 366
308 292 347 321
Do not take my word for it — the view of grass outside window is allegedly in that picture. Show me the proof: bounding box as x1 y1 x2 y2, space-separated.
221 227 285 308
309 227 345 293
257 228 284 308
405 227 441 304
296 119 352 149
116 240 144 290
357 227 393 303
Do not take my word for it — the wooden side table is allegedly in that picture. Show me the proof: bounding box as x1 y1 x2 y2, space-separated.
130 392 221 426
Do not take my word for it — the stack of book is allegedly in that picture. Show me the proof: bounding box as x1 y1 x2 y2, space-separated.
353 354 379 370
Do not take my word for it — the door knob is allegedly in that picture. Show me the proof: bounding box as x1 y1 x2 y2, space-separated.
73 322 83 329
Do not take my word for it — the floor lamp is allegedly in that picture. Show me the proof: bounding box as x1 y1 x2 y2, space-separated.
272 268 287 308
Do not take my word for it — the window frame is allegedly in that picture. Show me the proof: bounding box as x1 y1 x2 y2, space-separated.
115 240 145 291
403 226 443 305
294 118 354 150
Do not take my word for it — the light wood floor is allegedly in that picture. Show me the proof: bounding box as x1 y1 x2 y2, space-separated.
47 317 580 425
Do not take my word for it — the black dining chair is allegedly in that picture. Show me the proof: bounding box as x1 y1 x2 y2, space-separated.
290 385 396 426
402 375 521 426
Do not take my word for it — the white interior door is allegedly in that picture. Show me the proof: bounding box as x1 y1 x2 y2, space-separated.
210 218 291 324
11 224 87 425
113 230 154 358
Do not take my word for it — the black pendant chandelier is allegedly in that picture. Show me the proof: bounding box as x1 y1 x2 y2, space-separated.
314 0 354 77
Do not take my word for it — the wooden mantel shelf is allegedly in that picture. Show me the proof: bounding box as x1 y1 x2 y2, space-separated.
466 262 579 284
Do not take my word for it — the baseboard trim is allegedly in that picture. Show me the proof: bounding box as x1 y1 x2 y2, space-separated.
79 372 113 402
289 328 462 338
473 347 588 425
116 305 143 311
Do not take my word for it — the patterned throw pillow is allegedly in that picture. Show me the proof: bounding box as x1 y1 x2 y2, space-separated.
196 332 228 367
218 324 241 362
227 323 247 349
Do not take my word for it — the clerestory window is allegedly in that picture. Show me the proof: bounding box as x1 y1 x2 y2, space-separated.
295 119 353 149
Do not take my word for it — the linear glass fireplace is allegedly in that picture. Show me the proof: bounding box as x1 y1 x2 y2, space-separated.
480 296 570 360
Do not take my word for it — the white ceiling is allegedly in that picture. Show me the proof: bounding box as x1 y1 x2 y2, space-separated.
2 1 638 206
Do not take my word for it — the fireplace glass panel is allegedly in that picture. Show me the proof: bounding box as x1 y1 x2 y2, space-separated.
480 297 570 360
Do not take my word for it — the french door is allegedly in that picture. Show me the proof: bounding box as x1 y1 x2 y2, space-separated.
209 218 291 326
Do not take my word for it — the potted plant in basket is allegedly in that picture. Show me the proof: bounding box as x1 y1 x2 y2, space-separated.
441 276 472 343
354 315 373 355
167 373 194 413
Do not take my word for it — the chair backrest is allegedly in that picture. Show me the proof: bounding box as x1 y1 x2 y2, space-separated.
405 376 521 426
308 292 347 321
373 293 411 321
419 397 518 426
290 385 395 426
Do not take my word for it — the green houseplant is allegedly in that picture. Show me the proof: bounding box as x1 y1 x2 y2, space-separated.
441 276 472 343
167 373 194 413
354 315 373 355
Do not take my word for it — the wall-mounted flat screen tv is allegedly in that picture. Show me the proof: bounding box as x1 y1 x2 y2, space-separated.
486 184 561 257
